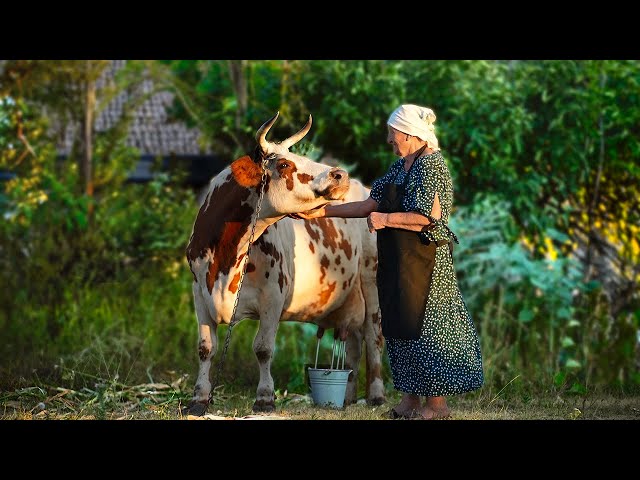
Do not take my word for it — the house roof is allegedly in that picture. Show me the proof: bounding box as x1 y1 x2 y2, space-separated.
58 60 212 157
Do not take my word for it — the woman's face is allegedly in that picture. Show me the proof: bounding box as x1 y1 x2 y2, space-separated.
387 126 410 157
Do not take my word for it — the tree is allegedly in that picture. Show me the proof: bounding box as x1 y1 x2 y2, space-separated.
0 60 193 208
1 60 109 202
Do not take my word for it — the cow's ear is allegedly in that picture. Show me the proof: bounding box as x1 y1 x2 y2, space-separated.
252 145 264 163
231 155 263 188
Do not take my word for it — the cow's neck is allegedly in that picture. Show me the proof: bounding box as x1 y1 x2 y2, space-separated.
186 172 283 293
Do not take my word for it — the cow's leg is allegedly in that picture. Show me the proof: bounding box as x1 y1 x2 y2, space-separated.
185 283 218 416
344 327 363 405
252 314 281 412
361 288 386 406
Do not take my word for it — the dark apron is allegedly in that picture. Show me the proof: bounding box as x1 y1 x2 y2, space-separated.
376 162 449 340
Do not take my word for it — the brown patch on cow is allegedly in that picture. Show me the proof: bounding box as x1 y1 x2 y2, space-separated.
297 172 314 184
257 237 282 263
372 310 381 324
265 272 270 279
338 238 352 260
305 220 321 243
198 341 210 361
320 254 330 283
277 159 298 191
341 267 345 274
347 274 354 287
317 219 339 253
205 263 215 291
354 246 357 256
278 271 285 293
205 220 249 293
186 173 254 293
246 262 256 273
365 257 370 267
342 281 347 290
376 328 384 349
228 272 242 293
255 349 270 364
310 281 336 311
309 242 315 253
231 155 263 188
335 255 341 265
255 235 285 292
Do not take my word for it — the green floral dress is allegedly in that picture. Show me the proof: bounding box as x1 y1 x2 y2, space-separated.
370 151 484 396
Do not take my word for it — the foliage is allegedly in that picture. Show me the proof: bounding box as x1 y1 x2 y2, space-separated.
165 60 639 284
1 60 638 403
450 194 638 391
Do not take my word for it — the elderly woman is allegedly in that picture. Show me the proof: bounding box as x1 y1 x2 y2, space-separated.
296 104 484 419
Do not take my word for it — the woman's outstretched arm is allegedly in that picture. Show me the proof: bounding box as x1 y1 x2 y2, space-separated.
295 196 379 219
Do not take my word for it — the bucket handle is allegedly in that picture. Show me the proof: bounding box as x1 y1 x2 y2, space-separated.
330 337 346 371
314 336 320 369
312 329 347 372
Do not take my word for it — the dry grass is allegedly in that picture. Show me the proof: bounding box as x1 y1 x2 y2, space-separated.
2 376 639 420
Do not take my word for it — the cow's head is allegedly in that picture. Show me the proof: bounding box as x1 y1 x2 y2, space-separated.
230 112 349 217
186 112 349 276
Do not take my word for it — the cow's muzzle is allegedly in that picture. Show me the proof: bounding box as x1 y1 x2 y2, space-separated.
314 168 350 200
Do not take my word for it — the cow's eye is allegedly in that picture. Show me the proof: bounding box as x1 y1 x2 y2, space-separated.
278 162 289 169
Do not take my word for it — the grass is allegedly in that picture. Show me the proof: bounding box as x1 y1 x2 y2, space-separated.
2 373 639 420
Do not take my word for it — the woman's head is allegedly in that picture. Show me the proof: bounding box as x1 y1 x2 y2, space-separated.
386 104 440 153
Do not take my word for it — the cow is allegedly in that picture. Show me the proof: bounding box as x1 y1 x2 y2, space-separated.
184 112 385 415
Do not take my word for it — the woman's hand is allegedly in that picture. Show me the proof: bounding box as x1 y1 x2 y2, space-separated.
367 212 388 233
288 205 327 220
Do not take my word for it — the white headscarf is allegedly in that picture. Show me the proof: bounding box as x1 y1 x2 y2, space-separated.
387 104 440 151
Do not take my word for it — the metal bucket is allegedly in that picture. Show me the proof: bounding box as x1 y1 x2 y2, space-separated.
307 367 352 408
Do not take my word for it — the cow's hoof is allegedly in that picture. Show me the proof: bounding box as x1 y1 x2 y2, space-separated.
252 400 276 412
183 401 208 417
344 395 358 405
367 396 386 407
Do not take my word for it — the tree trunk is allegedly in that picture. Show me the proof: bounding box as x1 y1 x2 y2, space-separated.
81 64 96 215
228 60 248 147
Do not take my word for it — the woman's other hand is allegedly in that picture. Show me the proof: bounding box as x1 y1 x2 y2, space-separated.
367 212 388 232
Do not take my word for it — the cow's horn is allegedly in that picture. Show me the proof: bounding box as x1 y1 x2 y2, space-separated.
280 114 312 149
256 111 279 154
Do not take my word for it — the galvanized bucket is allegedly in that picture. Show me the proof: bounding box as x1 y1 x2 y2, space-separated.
307 334 351 409
308 368 352 408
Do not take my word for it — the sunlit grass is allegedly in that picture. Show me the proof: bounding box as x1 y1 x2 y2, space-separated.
2 375 638 420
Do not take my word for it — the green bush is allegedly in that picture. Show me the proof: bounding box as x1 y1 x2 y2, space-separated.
450 194 639 393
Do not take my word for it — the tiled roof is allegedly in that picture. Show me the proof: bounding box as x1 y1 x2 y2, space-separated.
58 60 211 156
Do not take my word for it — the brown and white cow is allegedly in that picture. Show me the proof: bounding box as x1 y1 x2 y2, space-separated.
184 112 385 414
